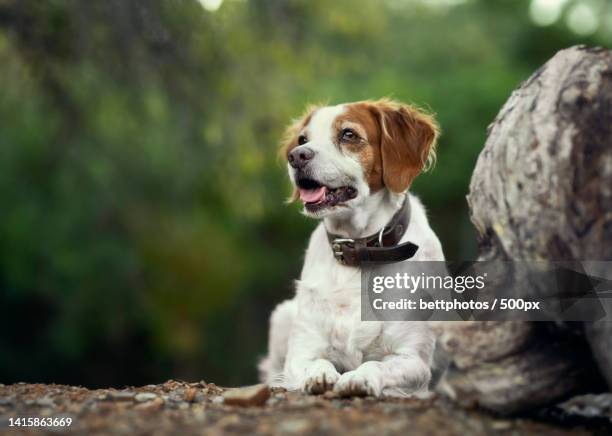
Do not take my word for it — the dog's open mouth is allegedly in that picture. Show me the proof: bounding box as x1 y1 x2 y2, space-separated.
297 178 357 211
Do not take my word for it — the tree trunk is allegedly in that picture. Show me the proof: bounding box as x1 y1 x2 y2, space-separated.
441 45 612 414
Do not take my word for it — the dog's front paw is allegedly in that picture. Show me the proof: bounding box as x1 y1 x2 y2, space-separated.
302 360 340 394
334 368 382 397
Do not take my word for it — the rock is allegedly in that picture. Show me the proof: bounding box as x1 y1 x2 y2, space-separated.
222 384 270 407
558 393 612 419
215 414 241 428
444 45 612 414
35 396 55 407
162 380 183 392
278 418 311 433
0 395 15 406
323 391 338 400
491 420 513 431
134 396 164 412
105 391 135 401
184 387 197 403
134 392 159 403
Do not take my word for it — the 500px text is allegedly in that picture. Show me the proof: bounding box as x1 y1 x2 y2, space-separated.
372 298 540 312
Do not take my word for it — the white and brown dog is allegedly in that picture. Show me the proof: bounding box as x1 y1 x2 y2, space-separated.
259 99 445 397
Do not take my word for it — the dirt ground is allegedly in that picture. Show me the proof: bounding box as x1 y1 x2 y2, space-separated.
0 381 609 435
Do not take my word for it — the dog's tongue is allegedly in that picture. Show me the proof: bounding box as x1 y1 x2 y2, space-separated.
299 186 327 204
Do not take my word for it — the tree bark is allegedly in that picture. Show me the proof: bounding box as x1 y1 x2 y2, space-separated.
441 46 612 414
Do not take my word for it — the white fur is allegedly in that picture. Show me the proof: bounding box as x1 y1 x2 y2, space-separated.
259 104 445 397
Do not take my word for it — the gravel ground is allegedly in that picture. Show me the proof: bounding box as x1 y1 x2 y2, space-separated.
0 381 609 435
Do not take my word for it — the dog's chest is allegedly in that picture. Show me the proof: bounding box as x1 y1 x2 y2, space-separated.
298 265 383 370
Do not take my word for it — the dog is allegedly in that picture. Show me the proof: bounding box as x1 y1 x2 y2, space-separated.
259 99 445 397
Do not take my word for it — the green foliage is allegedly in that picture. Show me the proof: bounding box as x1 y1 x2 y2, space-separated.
0 0 609 386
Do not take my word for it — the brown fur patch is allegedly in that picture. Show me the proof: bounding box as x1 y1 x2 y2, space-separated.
365 99 439 193
334 104 385 192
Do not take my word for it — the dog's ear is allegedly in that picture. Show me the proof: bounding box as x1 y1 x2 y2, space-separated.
371 100 439 193
278 104 321 202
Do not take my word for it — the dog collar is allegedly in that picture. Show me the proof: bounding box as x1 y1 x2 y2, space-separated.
326 196 418 267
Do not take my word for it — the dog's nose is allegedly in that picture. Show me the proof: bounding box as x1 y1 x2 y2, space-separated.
288 146 315 169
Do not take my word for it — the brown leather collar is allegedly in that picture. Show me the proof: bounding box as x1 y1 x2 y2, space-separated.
326 196 418 266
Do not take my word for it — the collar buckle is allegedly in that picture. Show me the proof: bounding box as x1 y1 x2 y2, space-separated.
331 238 354 264
377 226 386 247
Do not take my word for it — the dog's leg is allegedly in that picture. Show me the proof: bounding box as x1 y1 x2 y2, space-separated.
258 300 296 385
299 358 341 394
334 326 435 398
282 330 341 394
334 354 431 397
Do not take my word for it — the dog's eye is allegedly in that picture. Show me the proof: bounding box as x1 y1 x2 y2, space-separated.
298 135 308 145
341 129 356 141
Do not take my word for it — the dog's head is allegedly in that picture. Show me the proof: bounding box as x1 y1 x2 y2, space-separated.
281 99 439 218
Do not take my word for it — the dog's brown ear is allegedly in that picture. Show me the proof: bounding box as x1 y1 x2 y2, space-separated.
371 100 439 193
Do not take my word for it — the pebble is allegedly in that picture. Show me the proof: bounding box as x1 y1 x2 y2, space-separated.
491 420 512 431
215 414 241 428
35 396 55 407
134 392 158 403
192 408 207 422
108 391 135 401
323 391 338 400
223 384 270 407
0 395 15 406
135 397 164 412
278 418 310 434
184 388 198 403
266 398 280 406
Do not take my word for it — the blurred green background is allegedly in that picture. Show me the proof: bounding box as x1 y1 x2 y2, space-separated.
1 0 611 388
